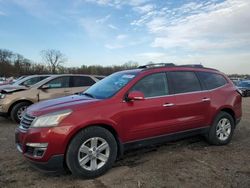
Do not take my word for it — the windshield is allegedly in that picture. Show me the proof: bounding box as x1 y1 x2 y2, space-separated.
238 82 250 88
83 71 138 99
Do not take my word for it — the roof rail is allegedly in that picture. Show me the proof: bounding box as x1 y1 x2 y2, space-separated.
138 63 175 69
138 63 219 71
178 64 204 68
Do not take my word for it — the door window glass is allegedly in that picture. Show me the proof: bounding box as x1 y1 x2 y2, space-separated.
46 76 70 89
168 71 201 94
72 76 95 87
131 73 168 98
197 72 227 90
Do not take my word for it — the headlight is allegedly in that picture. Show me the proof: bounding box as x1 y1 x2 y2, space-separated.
0 93 6 99
31 109 72 128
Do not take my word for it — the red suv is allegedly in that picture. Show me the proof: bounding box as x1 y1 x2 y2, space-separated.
15 64 242 178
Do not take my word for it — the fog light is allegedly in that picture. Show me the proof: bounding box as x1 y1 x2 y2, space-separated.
26 143 48 158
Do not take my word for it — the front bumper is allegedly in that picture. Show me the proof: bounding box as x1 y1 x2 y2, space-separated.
27 154 64 172
15 126 72 172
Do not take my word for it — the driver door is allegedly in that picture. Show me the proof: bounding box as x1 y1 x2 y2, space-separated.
38 76 70 101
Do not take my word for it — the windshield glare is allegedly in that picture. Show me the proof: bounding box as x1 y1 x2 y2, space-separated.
83 71 138 99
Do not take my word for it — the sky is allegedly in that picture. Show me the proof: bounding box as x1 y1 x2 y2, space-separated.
0 0 250 74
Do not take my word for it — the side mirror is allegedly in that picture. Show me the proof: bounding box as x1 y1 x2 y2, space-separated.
40 84 50 90
127 91 145 101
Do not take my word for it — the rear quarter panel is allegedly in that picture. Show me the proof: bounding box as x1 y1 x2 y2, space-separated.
210 83 242 125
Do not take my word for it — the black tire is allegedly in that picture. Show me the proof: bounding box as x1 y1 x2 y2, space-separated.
206 112 235 145
66 126 117 178
10 102 31 123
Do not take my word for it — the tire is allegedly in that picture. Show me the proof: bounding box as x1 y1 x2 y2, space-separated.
66 126 117 178
206 112 235 145
10 102 31 123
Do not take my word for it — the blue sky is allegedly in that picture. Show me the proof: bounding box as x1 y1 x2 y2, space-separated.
0 0 250 74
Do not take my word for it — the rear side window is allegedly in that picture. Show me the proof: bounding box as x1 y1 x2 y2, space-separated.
131 73 169 98
168 71 201 94
72 76 96 87
197 72 227 90
46 76 70 88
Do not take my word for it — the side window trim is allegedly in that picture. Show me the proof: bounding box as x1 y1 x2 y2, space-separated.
126 72 170 99
41 76 70 89
196 71 228 91
168 71 202 95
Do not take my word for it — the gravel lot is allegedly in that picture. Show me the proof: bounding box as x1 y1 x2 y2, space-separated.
0 98 250 188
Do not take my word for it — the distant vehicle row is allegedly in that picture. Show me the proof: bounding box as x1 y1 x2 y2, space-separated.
0 74 104 123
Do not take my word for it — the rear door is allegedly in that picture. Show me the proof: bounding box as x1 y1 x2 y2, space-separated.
38 76 70 101
168 71 211 131
67 76 96 95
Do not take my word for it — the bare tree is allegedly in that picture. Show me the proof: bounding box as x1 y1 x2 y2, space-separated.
40 49 66 74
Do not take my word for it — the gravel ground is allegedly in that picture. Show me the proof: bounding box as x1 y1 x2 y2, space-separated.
0 98 250 188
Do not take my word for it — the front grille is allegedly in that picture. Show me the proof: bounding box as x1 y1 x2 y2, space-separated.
20 113 36 130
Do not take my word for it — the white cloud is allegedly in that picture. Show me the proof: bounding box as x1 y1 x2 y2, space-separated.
81 0 149 8
116 34 127 40
139 0 250 52
132 51 250 74
108 24 118 30
105 44 124 49
133 4 154 14
135 52 168 62
96 14 110 23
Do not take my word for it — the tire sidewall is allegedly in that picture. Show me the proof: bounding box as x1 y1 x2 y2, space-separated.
66 126 117 178
10 102 31 123
209 112 235 145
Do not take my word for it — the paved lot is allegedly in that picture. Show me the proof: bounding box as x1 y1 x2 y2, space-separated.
0 98 250 188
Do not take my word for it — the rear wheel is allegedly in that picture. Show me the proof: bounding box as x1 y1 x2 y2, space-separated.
10 102 31 123
206 112 235 145
66 126 117 178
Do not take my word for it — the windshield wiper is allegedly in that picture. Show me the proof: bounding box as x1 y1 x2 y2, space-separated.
82 92 96 98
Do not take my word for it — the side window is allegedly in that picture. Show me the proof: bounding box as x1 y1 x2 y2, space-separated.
72 76 96 87
131 73 168 98
197 72 227 90
168 71 201 94
46 76 70 89
21 76 48 86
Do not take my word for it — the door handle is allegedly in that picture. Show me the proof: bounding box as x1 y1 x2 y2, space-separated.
202 98 211 102
163 103 175 107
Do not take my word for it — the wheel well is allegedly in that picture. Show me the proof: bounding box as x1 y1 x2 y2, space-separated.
8 100 33 115
66 124 123 159
221 108 236 123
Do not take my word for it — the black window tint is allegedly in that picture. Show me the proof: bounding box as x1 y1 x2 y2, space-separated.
197 72 227 90
72 76 95 87
46 76 70 89
131 73 168 98
169 72 201 94
21 76 48 86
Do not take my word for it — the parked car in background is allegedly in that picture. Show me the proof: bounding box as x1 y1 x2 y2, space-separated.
237 80 250 97
0 75 50 92
0 74 100 123
15 64 242 178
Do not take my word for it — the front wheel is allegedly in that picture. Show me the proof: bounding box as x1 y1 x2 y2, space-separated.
10 102 31 123
66 126 117 178
206 112 235 145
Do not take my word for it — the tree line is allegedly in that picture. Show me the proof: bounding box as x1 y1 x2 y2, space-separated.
0 49 139 77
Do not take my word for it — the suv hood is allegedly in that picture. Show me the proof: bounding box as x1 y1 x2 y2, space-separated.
0 85 28 93
27 94 100 116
